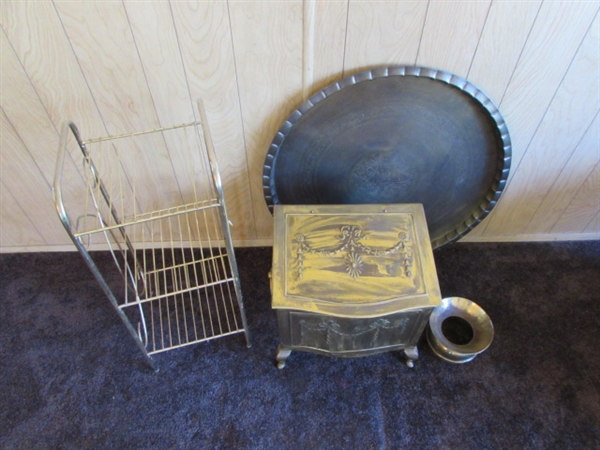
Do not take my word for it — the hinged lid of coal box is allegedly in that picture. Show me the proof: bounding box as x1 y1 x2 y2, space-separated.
271 203 441 318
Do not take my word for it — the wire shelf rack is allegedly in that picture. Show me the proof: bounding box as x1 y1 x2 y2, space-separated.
53 101 251 371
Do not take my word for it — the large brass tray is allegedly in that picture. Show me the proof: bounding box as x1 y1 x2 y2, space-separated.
263 66 512 248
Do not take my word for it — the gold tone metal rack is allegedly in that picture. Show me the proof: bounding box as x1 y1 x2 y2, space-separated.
53 101 251 371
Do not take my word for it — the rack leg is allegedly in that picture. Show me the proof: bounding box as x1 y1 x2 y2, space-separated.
110 301 159 372
72 237 159 372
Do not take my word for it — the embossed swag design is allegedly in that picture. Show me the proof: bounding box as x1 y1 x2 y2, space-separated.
294 225 413 280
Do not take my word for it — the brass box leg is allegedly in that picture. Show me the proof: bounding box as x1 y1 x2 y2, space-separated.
276 345 292 369
404 346 419 368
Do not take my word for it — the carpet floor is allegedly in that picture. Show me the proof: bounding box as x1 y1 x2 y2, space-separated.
1 241 599 449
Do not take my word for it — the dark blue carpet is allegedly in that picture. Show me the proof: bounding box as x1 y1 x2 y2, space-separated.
1 242 599 449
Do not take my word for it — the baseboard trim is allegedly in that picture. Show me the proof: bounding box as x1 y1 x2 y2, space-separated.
459 232 600 243
2 234 598 254
0 239 275 254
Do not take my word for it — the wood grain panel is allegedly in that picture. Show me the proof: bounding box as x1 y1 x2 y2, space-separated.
0 108 69 245
344 1 427 74
0 29 60 184
123 1 193 126
0 1 108 248
0 0 106 137
1 1 600 251
526 113 600 234
495 2 598 171
484 13 600 236
170 0 255 241
0 29 101 249
467 0 542 103
55 2 184 216
417 1 491 77
229 1 303 239
123 0 199 241
0 180 46 249
583 210 599 234
306 0 348 95
552 161 600 233
474 2 598 237
53 1 159 135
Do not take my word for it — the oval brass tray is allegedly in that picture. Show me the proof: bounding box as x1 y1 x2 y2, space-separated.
263 66 511 248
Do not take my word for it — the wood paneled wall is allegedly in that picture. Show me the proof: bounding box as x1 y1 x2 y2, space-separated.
1 0 598 252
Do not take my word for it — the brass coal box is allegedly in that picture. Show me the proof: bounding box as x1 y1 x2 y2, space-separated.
271 204 442 368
